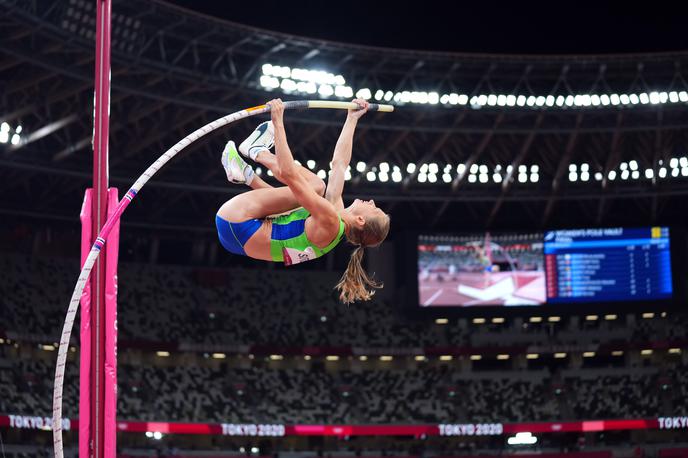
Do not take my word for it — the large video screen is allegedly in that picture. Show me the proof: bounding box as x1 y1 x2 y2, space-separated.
417 227 673 307
544 227 673 303
418 233 546 306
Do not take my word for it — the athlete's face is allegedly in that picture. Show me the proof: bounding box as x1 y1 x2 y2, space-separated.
348 199 386 220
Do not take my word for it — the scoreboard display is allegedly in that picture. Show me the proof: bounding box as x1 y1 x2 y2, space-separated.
544 227 673 303
417 226 674 307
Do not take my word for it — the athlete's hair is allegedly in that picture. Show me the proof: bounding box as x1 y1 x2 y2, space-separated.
335 213 391 304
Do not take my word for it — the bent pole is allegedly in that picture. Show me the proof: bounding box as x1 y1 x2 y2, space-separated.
52 100 393 458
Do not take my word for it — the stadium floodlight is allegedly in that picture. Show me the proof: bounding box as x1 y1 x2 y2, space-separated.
565 95 575 107
317 170 327 179
583 351 595 358
656 167 666 179
380 162 390 173
435 318 448 324
629 93 639 104
608 170 617 181
581 163 589 172
671 158 679 168
492 317 505 323
472 318 486 324
358 355 367 361
458 94 469 105
517 95 527 106
556 95 565 106
668 348 682 354
457 163 466 174
529 316 543 323
672 167 680 177
304 355 312 360
442 174 452 183
591 94 601 106
611 350 624 356
621 170 629 180
569 172 578 182
642 312 655 319
384 91 394 101
518 173 527 183
479 174 488 183
366 171 376 181
487 94 497 106
629 160 638 170
439 355 453 361
546 95 555 107
554 352 567 359
0 131 8 144
468 174 477 183
479 164 488 174
605 314 617 320
269 354 284 360
640 349 653 356
469 163 479 174
649 91 660 104
581 172 589 182
497 94 507 106
378 172 389 182
600 94 610 105
610 94 620 105
506 95 516 106
415 355 427 361
518 165 527 173
619 94 630 105
680 157 688 167
585 314 599 321
530 173 539 183
280 79 297 92
428 173 438 183
345 168 352 181
356 161 366 172
418 173 427 183
526 353 539 360
477 94 488 106
380 355 393 361
548 316 561 322
420 163 429 173
306 159 316 170
156 351 170 357
428 92 440 104
318 85 334 97
429 163 439 174
659 91 668 103
569 164 577 172
469 354 482 361
631 170 640 179
497 354 510 360
392 170 402 182
326 355 340 361
440 94 450 104
680 91 688 102
407 163 417 174
682 167 688 177
594 172 603 181
493 173 502 183
356 88 372 100
638 92 649 104
251 447 260 454
335 85 353 98
526 96 536 107
374 89 384 101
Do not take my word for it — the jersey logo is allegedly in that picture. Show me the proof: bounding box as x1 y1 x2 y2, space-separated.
283 246 317 266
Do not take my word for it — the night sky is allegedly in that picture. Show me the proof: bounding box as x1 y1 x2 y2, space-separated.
163 0 688 54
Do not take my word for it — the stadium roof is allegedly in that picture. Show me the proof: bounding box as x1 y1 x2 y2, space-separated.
2 0 688 234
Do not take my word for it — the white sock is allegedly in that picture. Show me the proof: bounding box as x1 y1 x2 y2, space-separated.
244 165 255 186
248 146 269 162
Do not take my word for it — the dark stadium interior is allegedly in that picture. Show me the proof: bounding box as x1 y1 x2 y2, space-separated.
1 1 688 457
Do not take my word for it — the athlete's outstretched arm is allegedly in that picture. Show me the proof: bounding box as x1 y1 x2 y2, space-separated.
269 99 340 241
325 99 369 210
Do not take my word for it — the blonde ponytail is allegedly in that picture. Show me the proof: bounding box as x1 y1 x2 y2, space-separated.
335 245 383 304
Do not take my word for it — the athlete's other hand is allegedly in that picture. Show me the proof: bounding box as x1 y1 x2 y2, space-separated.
347 98 369 120
268 98 284 125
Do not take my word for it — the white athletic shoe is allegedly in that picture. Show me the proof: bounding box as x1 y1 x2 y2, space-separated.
238 120 274 161
221 140 254 185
